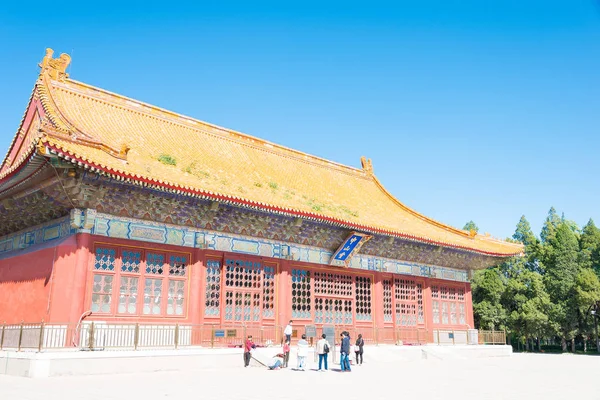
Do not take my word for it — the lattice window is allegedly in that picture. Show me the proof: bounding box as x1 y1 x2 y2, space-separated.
441 286 449 300
450 302 457 324
234 292 243 321
118 276 138 314
315 298 352 324
121 250 141 273
91 274 113 313
432 300 440 324
225 291 234 321
355 276 372 321
434 285 467 326
143 278 163 315
417 283 424 324
442 302 449 324
383 279 393 322
263 266 275 318
395 278 418 326
314 272 352 296
225 259 262 289
146 253 165 275
449 287 456 301
94 248 116 271
167 280 185 315
169 255 188 276
251 292 261 321
205 260 221 316
291 269 311 319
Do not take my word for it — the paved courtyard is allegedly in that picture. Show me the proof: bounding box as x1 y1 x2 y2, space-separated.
0 351 596 400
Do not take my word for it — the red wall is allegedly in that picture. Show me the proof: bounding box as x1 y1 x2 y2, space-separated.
0 237 78 324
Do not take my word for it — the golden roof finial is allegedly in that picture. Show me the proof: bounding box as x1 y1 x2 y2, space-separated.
39 48 71 81
360 156 373 175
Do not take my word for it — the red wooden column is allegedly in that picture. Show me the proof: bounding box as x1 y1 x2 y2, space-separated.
423 277 434 343
373 271 385 341
188 248 205 325
66 233 92 325
278 259 292 338
465 282 475 329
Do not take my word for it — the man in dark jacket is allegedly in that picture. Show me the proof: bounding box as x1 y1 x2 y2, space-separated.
340 332 351 371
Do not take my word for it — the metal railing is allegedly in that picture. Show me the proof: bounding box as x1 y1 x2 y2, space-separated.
478 330 506 345
0 322 505 351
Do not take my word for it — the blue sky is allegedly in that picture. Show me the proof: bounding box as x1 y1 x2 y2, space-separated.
1 1 599 240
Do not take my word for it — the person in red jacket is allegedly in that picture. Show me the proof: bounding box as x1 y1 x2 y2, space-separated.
244 335 256 367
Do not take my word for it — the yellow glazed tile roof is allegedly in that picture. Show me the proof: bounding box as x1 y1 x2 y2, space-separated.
2 50 523 257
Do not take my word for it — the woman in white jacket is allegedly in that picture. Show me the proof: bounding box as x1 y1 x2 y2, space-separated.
296 334 309 371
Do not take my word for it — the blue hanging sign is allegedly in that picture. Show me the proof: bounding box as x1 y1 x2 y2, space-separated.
330 231 372 266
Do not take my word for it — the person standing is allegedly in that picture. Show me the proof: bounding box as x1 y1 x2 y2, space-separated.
244 335 256 368
355 333 364 366
284 320 293 343
282 340 291 368
340 332 351 372
297 334 309 371
316 333 329 371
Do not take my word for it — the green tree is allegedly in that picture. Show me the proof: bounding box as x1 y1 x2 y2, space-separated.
502 263 551 351
573 268 600 351
463 220 479 234
512 215 542 273
541 207 561 244
580 219 600 276
543 221 581 350
472 267 506 330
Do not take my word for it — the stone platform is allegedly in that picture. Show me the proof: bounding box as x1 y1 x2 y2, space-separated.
0 345 512 378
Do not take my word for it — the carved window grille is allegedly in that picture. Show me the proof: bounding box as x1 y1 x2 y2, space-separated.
91 274 113 313
315 298 353 324
146 253 165 275
143 278 163 315
118 276 138 314
169 255 187 276
121 250 141 273
450 302 457 324
417 283 424 324
395 278 418 326
433 284 467 326
204 260 221 317
94 247 116 271
263 266 275 318
314 271 353 324
291 269 311 319
167 280 185 315
383 279 393 322
90 245 189 317
355 276 372 321
225 259 262 289
223 259 265 323
314 272 352 296
442 302 449 324
432 300 440 324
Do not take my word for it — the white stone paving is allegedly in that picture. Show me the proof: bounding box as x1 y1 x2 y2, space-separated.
0 350 597 400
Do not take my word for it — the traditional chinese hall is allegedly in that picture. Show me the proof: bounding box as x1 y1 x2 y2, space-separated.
0 49 522 347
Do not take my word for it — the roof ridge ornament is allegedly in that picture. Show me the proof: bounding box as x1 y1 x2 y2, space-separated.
39 48 71 81
360 156 373 175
